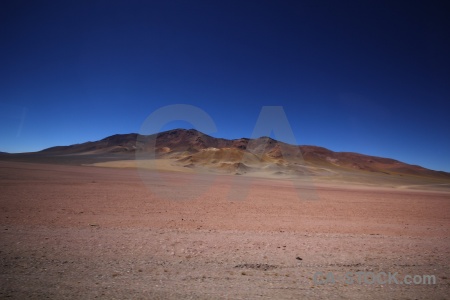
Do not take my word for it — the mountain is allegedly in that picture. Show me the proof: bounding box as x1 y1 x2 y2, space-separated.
36 128 450 179
40 133 140 154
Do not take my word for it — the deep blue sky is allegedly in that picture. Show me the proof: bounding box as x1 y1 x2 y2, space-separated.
1 1 449 171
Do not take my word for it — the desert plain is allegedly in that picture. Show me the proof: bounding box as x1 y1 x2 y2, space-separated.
1 152 450 299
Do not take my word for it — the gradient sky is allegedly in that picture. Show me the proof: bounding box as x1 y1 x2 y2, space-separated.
1 1 449 171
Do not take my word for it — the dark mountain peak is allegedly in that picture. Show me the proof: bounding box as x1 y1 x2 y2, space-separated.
100 133 138 142
158 128 200 134
155 128 209 140
256 136 276 142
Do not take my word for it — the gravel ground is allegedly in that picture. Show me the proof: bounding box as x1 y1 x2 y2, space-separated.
1 161 449 299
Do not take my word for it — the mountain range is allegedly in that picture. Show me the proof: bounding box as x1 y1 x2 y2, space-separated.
34 128 449 180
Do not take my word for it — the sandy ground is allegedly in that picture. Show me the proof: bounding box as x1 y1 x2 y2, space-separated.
1 160 449 299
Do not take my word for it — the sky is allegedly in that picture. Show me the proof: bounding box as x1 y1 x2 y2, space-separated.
1 0 449 172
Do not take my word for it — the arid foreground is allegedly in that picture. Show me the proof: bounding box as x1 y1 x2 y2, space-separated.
1 161 449 299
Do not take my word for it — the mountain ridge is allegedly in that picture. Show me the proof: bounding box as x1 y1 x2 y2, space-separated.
32 128 450 179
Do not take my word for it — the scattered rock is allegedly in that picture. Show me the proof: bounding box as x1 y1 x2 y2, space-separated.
234 263 277 271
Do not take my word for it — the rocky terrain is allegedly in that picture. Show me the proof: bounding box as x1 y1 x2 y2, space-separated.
0 161 449 299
